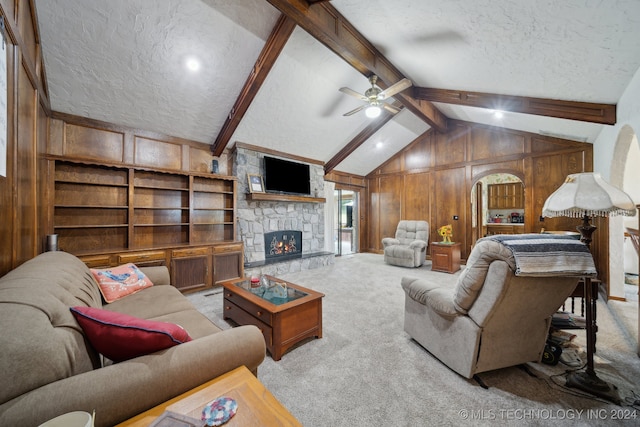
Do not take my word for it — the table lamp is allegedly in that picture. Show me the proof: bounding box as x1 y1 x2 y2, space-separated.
542 172 635 403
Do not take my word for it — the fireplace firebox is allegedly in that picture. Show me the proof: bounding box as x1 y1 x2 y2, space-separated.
264 230 302 262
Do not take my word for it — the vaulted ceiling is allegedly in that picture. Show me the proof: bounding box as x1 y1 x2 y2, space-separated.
35 0 640 176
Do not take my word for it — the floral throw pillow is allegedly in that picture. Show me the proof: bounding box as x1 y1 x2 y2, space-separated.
90 263 154 303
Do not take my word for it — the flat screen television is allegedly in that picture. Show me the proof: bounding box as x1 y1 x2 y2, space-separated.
263 156 311 195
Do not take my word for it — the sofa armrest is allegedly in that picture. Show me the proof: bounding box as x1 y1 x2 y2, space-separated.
401 277 458 318
139 266 170 286
0 325 265 427
382 237 400 248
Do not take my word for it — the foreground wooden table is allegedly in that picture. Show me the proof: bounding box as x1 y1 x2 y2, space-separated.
116 366 301 426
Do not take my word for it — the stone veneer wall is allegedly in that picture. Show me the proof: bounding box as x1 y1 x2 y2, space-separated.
233 146 334 275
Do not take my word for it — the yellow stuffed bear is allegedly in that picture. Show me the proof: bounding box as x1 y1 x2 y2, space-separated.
437 224 453 243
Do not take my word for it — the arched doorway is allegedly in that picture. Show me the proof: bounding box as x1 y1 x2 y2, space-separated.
471 173 524 246
623 134 640 283
609 125 639 299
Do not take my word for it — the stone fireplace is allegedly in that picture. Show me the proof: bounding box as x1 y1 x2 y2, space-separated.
232 144 334 276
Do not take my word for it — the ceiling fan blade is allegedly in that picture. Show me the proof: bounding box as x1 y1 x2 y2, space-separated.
343 105 366 116
339 87 368 101
379 78 412 99
382 103 402 114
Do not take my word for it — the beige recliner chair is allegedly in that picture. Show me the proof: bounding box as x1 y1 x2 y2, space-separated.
401 234 595 379
382 220 429 267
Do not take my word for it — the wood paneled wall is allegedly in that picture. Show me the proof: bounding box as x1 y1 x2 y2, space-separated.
0 0 50 276
366 120 599 270
47 113 219 174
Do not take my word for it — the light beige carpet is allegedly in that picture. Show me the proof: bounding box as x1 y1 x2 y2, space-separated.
188 253 640 426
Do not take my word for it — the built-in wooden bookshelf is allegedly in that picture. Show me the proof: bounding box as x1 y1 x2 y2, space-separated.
49 158 242 292
50 158 237 254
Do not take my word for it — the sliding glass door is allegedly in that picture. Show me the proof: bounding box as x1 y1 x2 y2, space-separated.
334 189 357 255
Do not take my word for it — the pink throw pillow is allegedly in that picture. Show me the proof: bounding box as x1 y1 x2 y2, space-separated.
90 263 154 303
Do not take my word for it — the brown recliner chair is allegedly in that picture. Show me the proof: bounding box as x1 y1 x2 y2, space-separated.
401 235 594 379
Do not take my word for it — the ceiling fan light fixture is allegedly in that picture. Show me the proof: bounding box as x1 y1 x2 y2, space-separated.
365 105 381 118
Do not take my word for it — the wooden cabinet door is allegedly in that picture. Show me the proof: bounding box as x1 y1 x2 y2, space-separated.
513 183 524 208
488 183 524 209
488 184 498 209
171 255 211 292
213 243 244 285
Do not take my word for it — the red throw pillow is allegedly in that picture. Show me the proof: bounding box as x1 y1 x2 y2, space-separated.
90 263 154 303
70 306 192 362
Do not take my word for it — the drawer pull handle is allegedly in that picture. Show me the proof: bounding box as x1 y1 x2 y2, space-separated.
256 311 262 316
226 293 232 297
225 306 231 310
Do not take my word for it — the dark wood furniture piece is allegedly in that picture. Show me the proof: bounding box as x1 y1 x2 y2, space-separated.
222 276 324 360
487 182 524 209
431 242 461 274
485 223 525 235
116 365 301 427
49 158 243 292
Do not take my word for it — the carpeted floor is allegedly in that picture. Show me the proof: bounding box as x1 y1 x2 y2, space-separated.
187 253 640 426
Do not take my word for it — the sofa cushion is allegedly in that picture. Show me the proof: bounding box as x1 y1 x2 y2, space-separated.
90 263 154 303
70 306 192 362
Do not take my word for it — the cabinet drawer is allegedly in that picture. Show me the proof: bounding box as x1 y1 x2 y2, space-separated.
79 254 112 268
117 250 166 264
172 247 210 257
224 298 273 347
223 291 273 325
213 242 243 254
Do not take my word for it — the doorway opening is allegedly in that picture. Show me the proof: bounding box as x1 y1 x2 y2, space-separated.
334 189 357 256
471 173 524 246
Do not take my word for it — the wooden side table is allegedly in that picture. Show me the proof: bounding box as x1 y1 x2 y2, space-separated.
431 242 461 273
116 366 301 426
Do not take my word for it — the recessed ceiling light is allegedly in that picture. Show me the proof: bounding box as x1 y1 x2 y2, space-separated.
185 57 200 72
376 142 383 149
493 110 504 119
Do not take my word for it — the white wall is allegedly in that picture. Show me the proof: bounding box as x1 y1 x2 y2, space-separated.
623 136 640 274
593 65 640 298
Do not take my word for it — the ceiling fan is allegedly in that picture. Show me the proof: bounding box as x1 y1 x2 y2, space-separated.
339 75 412 118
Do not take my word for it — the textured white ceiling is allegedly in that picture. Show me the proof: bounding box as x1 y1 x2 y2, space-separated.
230 27 428 175
36 0 279 143
35 0 640 175
333 0 640 103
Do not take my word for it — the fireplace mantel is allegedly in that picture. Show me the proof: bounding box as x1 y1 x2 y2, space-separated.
246 193 326 203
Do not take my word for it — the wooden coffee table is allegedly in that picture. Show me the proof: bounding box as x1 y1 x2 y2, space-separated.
222 276 324 360
116 365 301 426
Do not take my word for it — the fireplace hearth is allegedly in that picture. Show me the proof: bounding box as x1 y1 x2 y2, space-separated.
264 230 302 263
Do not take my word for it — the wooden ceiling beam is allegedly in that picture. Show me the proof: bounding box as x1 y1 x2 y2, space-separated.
413 87 616 125
324 104 402 174
265 0 448 133
211 15 296 157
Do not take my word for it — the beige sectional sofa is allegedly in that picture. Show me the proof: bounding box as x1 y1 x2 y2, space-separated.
0 251 265 427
